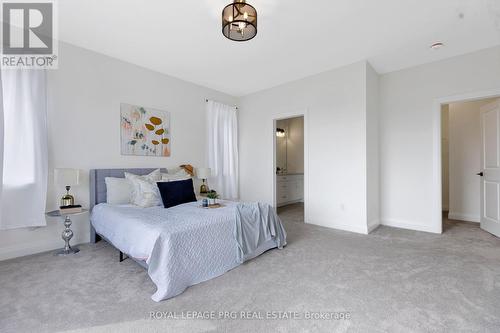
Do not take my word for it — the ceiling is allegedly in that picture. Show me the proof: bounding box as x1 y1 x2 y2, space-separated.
57 0 500 96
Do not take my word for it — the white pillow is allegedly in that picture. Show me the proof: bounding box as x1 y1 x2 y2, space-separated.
105 177 133 205
125 169 162 207
130 177 163 207
161 169 191 182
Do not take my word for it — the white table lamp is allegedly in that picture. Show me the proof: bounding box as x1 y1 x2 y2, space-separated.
196 168 211 194
54 168 80 207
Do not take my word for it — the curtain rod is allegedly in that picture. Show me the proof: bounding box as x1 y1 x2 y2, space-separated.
205 99 238 110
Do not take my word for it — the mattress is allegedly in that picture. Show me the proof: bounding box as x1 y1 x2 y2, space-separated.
90 200 279 301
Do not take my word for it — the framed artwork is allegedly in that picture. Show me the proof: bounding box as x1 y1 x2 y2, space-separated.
120 103 171 156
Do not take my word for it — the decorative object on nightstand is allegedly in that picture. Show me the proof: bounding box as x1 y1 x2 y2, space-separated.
196 167 211 194
201 191 223 209
206 190 219 205
59 205 82 214
46 209 88 256
180 164 194 176
54 168 81 207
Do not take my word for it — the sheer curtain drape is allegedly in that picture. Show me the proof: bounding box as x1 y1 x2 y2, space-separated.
0 69 48 230
206 100 239 200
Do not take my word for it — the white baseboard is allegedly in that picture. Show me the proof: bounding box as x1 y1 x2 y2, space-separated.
367 219 380 233
0 235 88 261
0 240 62 261
447 212 480 223
307 219 380 235
381 218 441 234
306 220 368 235
277 199 303 207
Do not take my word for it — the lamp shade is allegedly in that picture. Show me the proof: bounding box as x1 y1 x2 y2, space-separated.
195 168 211 179
54 168 80 186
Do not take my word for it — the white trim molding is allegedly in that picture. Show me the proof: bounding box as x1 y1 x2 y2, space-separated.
367 219 380 233
447 212 480 223
308 219 369 235
309 219 380 235
432 88 500 234
271 109 309 222
0 236 87 261
381 218 441 234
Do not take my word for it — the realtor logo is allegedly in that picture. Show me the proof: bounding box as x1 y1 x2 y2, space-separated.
1 0 58 68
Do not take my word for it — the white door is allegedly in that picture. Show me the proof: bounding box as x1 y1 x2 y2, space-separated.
480 99 500 237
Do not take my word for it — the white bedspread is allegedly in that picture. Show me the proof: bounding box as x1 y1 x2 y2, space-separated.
91 200 283 301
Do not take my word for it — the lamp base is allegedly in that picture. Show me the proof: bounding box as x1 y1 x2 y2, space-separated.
200 183 208 194
54 247 80 256
61 185 75 207
61 194 74 207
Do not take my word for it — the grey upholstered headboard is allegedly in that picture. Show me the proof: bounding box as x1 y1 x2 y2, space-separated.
89 168 167 211
89 168 167 243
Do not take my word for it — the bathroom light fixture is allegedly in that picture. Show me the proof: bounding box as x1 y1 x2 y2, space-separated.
276 128 285 137
222 0 257 41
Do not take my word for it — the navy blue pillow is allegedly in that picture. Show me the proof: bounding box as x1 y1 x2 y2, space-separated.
157 179 197 208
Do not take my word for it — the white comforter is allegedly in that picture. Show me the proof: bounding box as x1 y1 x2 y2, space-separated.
91 200 282 301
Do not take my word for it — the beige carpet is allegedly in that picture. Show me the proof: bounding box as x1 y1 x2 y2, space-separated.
1 208 500 332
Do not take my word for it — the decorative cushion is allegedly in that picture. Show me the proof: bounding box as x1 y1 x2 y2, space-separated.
105 177 133 205
124 169 162 207
157 179 197 208
161 169 192 182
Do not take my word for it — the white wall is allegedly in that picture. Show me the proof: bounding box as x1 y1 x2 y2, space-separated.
447 98 498 222
286 116 304 174
0 42 235 261
441 105 449 210
239 61 374 234
366 63 380 232
379 46 500 233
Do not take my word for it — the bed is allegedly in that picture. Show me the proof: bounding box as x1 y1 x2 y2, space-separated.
89 168 286 302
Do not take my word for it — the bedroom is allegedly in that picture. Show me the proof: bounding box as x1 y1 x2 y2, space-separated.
1 1 500 332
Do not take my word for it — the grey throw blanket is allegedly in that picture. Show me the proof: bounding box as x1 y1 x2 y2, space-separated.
234 202 287 263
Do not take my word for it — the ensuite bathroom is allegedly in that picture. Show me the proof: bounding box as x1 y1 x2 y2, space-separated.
275 116 304 221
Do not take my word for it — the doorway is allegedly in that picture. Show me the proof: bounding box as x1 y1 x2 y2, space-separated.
273 115 305 223
440 96 500 237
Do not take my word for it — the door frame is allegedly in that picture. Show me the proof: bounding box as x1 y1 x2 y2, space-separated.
433 89 500 233
272 109 309 222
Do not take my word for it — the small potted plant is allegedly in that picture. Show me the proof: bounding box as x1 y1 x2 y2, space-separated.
206 190 219 206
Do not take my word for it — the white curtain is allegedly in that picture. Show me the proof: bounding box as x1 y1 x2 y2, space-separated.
206 100 239 200
0 69 48 230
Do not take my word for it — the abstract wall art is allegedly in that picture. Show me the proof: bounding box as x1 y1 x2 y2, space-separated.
120 103 171 156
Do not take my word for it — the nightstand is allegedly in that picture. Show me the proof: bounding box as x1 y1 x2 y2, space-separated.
46 209 88 256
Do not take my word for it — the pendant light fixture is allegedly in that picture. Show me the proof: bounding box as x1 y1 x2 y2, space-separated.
222 0 257 41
